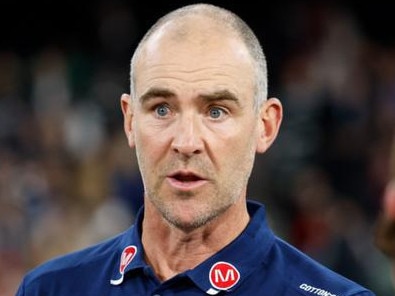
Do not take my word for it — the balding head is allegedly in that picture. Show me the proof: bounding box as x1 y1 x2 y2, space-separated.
130 4 268 110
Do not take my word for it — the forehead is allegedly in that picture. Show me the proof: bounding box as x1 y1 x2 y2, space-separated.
134 17 255 98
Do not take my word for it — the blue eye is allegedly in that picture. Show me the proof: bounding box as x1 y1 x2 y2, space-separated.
155 105 169 117
209 107 224 119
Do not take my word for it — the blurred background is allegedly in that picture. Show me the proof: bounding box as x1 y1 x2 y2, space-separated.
1 0 394 295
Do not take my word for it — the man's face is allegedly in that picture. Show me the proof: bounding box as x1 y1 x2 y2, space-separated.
127 23 263 231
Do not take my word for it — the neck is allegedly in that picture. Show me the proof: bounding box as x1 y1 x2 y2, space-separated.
141 199 250 281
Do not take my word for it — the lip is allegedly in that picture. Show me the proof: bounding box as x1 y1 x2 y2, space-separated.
166 170 208 190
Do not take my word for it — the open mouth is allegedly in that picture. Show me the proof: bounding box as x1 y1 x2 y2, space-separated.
167 170 207 190
171 172 203 182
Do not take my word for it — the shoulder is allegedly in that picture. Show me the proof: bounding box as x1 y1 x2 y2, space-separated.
269 237 375 295
32 232 122 275
17 230 128 295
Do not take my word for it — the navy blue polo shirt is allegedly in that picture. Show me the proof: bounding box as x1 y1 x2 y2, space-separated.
16 200 375 295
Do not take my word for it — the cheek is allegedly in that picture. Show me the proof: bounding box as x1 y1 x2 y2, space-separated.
133 120 176 177
135 131 163 161
223 119 258 150
231 139 256 170
134 115 167 147
215 125 257 168
234 126 258 166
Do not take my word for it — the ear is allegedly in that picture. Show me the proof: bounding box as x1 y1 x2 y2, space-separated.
256 97 283 153
120 93 135 148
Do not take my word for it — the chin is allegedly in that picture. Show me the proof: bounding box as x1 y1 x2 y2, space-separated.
164 209 214 232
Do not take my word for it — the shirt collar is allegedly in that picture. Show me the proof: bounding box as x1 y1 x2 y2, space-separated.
110 200 275 294
110 206 146 285
186 200 275 294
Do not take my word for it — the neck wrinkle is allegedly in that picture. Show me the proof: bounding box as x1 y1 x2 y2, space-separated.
141 200 250 281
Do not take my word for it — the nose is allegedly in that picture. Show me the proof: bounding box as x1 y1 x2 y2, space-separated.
171 114 204 156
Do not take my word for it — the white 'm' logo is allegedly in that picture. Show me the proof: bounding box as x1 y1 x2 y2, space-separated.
209 261 240 290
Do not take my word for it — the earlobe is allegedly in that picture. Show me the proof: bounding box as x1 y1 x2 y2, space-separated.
256 98 283 153
120 93 135 148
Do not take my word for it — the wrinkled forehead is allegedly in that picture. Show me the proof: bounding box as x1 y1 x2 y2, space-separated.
135 15 254 78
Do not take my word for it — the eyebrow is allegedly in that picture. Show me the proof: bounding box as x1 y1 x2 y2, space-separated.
200 90 241 107
139 87 175 104
139 87 240 107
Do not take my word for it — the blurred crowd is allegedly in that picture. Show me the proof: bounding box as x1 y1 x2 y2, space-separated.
1 1 395 295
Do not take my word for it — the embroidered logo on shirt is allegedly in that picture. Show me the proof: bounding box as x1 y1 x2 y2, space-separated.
209 261 240 291
120 245 137 274
110 245 137 286
299 283 337 296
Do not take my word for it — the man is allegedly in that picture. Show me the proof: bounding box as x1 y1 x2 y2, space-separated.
16 4 375 295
